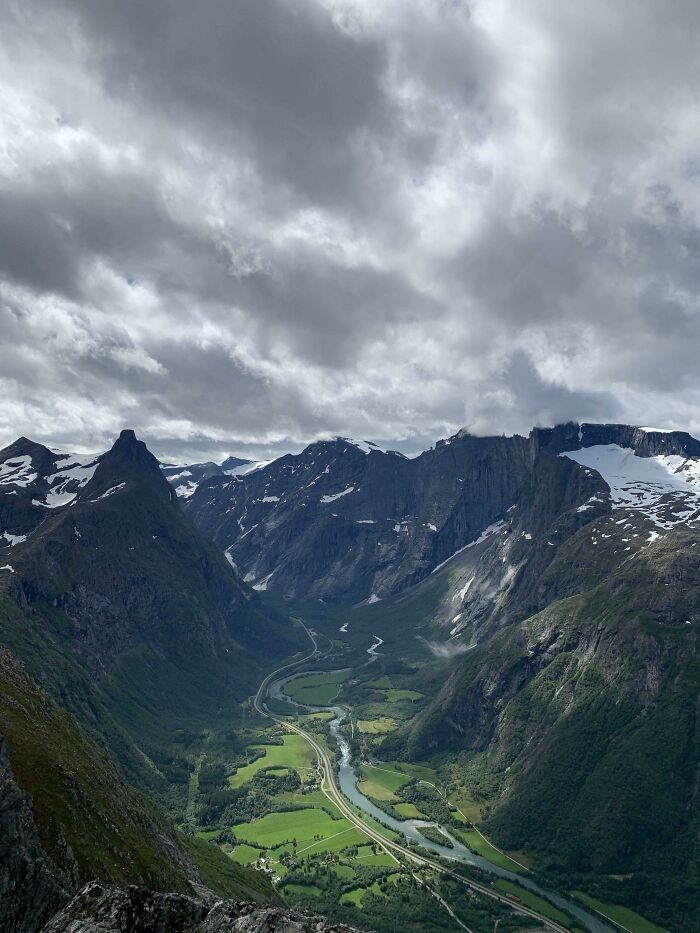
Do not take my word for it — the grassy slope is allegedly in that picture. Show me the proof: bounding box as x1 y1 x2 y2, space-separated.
0 640 277 907
0 644 193 892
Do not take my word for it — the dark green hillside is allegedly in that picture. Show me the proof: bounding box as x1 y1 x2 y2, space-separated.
383 532 699 930
0 645 275 931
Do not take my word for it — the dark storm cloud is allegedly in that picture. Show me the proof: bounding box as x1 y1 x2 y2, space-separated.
2 0 700 461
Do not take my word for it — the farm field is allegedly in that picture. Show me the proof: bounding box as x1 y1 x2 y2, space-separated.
227 734 315 788
571 892 667 933
394 801 426 819
285 670 349 705
356 716 397 734
452 826 525 873
339 873 401 906
381 760 438 784
234 806 366 855
384 688 424 702
357 762 411 800
229 843 263 865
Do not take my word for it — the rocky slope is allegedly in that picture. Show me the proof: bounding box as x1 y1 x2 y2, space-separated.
42 882 359 933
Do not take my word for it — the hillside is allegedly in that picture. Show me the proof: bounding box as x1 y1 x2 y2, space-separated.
0 645 275 932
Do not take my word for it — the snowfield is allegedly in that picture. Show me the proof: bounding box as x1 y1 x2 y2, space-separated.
561 444 700 528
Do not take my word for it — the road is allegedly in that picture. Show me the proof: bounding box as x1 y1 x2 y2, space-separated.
252 620 573 933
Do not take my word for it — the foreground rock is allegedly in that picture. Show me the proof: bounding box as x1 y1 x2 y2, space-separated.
41 882 360 933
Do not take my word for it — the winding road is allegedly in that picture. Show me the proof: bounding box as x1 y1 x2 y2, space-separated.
251 620 579 933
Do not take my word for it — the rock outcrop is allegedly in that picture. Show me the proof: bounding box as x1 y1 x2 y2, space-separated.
41 882 361 933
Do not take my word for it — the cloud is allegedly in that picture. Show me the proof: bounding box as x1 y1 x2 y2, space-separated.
1 0 700 461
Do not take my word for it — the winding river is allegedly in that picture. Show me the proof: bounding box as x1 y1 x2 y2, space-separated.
269 663 613 933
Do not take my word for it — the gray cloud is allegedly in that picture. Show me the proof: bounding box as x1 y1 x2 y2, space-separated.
2 0 700 462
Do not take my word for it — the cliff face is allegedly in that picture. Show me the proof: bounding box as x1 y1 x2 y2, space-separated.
184 422 700 605
384 523 699 931
184 433 551 603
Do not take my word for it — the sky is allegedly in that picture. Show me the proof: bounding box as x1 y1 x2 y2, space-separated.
2 0 700 463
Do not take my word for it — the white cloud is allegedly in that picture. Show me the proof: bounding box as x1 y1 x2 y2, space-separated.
1 0 700 460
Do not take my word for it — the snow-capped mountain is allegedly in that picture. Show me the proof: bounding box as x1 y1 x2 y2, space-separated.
161 454 271 497
182 422 700 605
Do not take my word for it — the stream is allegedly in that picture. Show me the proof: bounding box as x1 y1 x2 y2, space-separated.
268 656 613 933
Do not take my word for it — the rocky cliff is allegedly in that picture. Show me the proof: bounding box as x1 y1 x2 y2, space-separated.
41 882 360 933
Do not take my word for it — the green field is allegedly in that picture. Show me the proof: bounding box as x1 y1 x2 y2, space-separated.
358 763 412 800
356 849 399 866
356 717 397 734
571 892 667 933
229 843 263 865
234 807 366 854
383 760 437 784
340 873 401 906
494 880 573 928
453 827 525 873
385 689 424 702
285 670 349 705
394 802 426 819
228 735 315 787
340 886 365 906
284 882 322 897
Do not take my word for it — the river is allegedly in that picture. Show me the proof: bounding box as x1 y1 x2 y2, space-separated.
268 665 613 933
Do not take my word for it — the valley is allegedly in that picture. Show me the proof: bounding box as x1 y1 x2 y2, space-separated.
181 608 661 933
0 423 696 931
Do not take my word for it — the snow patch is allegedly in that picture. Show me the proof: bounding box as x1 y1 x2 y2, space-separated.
253 572 273 591
225 459 273 477
453 574 475 603
320 486 355 503
2 531 26 546
431 521 505 574
0 455 37 487
90 483 126 502
0 564 15 572
261 495 280 503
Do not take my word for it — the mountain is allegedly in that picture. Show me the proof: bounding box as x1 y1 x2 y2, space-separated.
0 430 301 796
371 423 700 931
161 455 276 499
0 430 307 930
183 423 700 607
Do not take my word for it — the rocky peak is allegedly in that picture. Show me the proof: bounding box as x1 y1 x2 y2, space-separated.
41 882 361 933
81 430 174 507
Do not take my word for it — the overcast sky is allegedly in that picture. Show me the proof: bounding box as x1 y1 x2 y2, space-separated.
2 0 700 462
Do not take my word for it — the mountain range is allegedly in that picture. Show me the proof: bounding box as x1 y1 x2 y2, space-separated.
0 421 697 931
